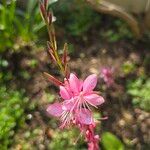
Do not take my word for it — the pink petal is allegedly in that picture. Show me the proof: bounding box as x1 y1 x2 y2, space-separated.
83 74 97 93
59 86 71 100
47 103 63 117
84 94 105 106
62 99 75 111
64 79 73 96
69 73 80 94
76 109 93 125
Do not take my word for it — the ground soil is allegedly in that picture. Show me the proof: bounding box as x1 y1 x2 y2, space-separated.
6 33 150 150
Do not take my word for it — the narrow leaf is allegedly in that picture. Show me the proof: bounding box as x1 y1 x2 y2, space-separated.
62 43 68 65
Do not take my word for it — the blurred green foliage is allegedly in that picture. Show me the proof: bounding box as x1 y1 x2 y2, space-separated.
50 130 125 150
101 132 125 150
0 0 44 52
102 20 133 42
0 0 16 51
51 0 133 43
52 0 101 36
0 58 12 83
0 0 134 53
49 128 86 150
15 0 44 41
122 61 136 75
0 86 28 149
127 77 150 111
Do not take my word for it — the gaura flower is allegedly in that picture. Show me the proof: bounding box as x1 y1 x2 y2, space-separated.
47 73 104 128
101 67 114 87
61 73 105 110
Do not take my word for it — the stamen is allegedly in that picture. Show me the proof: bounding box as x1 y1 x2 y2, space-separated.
99 116 108 120
60 111 68 121
86 100 98 109
82 100 87 110
70 97 78 112
84 100 92 111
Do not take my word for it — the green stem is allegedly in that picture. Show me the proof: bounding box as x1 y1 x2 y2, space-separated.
46 23 65 74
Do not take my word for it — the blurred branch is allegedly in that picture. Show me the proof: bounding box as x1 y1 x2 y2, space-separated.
86 0 141 38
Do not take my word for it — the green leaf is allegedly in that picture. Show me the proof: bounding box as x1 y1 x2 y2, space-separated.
101 132 125 150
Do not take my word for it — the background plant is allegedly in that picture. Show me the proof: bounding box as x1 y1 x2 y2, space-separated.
52 0 101 37
0 86 28 149
0 0 44 52
127 77 150 112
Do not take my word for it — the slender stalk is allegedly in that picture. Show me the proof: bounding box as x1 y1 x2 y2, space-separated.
46 24 65 73
41 3 65 75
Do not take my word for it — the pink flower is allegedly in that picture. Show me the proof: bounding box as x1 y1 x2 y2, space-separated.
61 73 104 110
101 67 114 87
47 73 104 128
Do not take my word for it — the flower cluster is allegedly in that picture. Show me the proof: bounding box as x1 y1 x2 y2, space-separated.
40 1 105 149
47 73 104 150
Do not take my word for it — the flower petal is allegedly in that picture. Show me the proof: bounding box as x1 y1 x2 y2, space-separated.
69 73 80 94
47 103 63 117
84 94 105 106
76 109 93 125
59 86 71 100
64 79 73 95
62 99 75 111
83 74 97 93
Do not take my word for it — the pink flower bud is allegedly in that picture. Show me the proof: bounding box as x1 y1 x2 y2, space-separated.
100 67 114 87
43 72 63 86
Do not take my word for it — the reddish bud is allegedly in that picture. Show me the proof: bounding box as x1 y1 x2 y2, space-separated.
40 3 46 20
47 12 52 25
47 41 54 52
48 50 56 62
64 64 70 79
50 55 56 62
47 43 55 62
44 0 48 9
43 72 63 86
